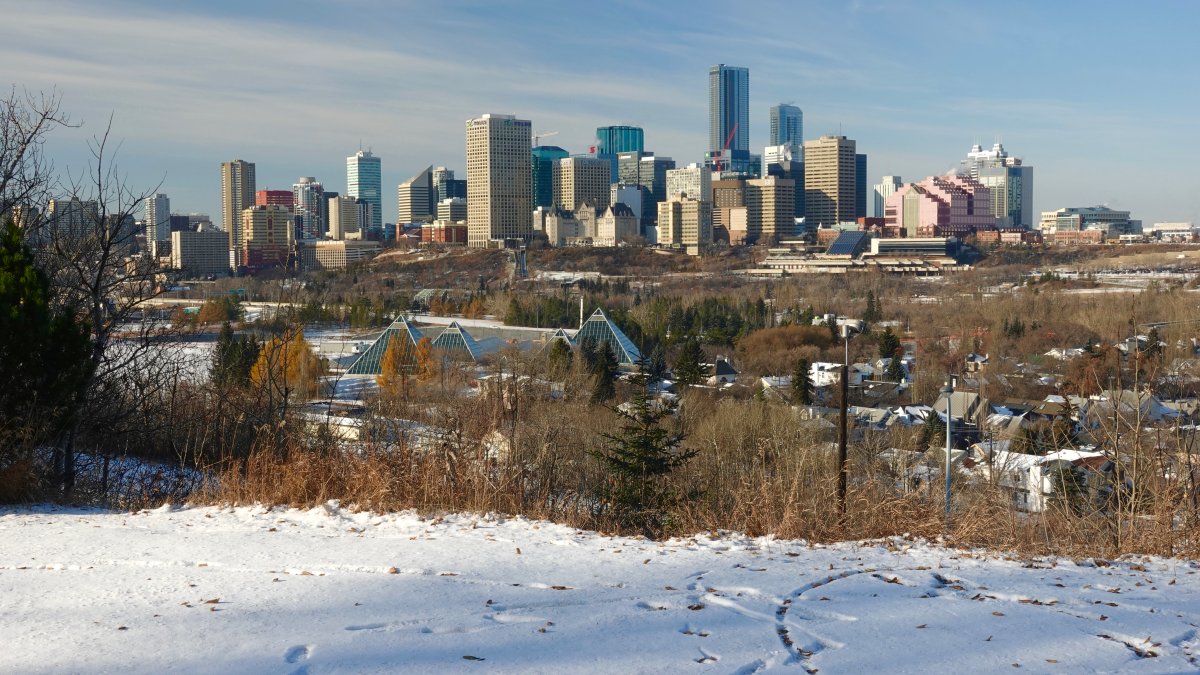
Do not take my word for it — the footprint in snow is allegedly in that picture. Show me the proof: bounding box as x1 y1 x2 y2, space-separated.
284 644 312 664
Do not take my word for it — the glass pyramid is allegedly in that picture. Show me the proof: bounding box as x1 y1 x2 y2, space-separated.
346 316 425 375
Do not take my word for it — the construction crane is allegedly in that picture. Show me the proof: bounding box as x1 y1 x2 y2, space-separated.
533 130 559 147
714 122 738 173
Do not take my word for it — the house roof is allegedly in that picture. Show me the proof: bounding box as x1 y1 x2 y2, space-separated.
712 359 738 376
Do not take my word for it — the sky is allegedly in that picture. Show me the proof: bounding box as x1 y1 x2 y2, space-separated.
4 0 1199 226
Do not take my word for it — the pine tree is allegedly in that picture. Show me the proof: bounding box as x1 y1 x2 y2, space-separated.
590 368 696 535
211 322 259 388
578 334 599 372
0 220 91 459
672 337 708 387
1144 327 1163 361
646 343 667 384
791 358 813 405
877 326 901 361
885 351 905 382
547 339 572 377
863 291 880 322
918 412 946 449
591 342 618 404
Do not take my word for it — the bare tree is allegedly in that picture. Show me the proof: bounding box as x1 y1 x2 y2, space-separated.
0 87 73 225
24 116 180 497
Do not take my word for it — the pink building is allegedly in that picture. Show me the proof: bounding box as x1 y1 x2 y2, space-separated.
884 175 995 237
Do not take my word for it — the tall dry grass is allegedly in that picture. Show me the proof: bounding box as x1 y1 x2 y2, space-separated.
186 387 1200 559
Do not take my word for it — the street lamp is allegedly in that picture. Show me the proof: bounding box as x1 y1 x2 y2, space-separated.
838 319 865 516
941 377 955 530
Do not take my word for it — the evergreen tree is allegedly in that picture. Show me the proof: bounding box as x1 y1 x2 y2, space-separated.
672 337 708 387
791 358 813 405
590 342 618 404
1049 462 1090 515
578 334 599 372
918 412 946 449
877 326 901 361
0 220 91 461
646 343 668 384
863 291 880 322
547 339 572 377
211 322 259 388
1144 327 1163 361
798 305 815 326
590 368 696 535
885 352 905 383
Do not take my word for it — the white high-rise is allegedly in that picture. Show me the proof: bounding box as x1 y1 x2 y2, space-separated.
466 113 532 248
347 150 382 232
873 176 902 219
666 164 712 202
144 193 170 257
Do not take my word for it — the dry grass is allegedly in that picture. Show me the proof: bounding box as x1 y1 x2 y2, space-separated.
183 389 1200 561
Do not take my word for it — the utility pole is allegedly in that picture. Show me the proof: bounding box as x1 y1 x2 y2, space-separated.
837 319 864 516
942 377 955 530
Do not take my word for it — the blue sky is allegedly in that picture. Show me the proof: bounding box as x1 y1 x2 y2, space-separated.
5 0 1199 226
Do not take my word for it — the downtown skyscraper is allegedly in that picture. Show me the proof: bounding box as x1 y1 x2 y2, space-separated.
144 192 170 258
803 135 856 228
708 64 750 173
347 149 382 232
220 159 255 268
769 104 803 150
292 177 324 239
466 113 532 248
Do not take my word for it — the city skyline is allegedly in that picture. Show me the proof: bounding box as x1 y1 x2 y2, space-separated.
4 0 1199 226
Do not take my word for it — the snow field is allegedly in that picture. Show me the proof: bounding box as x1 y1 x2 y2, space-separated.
2 504 1199 674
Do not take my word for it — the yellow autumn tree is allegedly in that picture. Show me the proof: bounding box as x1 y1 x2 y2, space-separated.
250 327 327 402
376 337 410 396
462 297 486 319
414 336 437 382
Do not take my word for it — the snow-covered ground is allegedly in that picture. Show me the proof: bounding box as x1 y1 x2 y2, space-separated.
3 505 1199 674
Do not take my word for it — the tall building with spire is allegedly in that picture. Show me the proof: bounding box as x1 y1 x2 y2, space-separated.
466 113 532 247
347 149 382 232
708 64 750 174
220 159 255 268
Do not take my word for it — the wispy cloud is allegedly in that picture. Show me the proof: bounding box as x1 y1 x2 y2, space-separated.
2 0 1197 224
